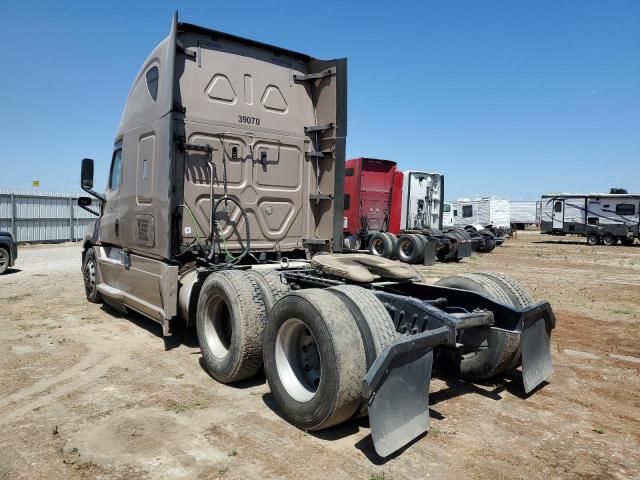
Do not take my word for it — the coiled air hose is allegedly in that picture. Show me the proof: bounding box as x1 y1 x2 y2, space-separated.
207 195 251 267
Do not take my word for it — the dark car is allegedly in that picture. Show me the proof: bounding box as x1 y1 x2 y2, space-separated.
0 231 17 274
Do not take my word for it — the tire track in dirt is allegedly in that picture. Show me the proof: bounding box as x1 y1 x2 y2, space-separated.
0 321 154 423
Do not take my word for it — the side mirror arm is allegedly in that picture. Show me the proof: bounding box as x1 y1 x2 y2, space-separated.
77 197 100 216
79 203 101 216
82 185 105 203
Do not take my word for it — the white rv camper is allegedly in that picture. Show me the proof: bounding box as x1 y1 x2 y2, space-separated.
400 170 443 230
510 201 540 230
450 197 511 231
540 193 640 245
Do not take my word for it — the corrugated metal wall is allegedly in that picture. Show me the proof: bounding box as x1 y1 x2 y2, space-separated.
0 190 100 243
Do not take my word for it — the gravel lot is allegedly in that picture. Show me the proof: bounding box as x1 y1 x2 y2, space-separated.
0 232 639 479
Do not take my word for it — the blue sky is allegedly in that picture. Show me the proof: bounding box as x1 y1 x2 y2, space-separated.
0 0 638 200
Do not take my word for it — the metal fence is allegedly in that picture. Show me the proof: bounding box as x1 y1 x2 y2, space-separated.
0 190 99 243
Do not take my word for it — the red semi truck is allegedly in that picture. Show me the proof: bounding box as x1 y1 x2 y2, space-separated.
343 157 402 253
342 158 472 263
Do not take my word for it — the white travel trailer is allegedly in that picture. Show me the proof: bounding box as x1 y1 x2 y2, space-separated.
399 170 444 230
442 202 454 228
450 197 511 230
540 193 640 245
510 200 541 230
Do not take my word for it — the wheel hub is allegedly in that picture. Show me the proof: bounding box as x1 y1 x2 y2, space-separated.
84 259 96 295
401 240 413 255
204 295 233 359
275 318 321 402
372 238 384 255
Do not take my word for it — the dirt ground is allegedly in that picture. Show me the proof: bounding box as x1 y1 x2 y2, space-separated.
1 231 639 480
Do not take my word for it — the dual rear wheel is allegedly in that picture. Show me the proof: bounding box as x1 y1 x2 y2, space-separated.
196 270 398 430
195 267 536 431
265 286 401 429
196 270 268 383
396 234 426 264
368 232 397 258
368 232 429 263
434 272 532 379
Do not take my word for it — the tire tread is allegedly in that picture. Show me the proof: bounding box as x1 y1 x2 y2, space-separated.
198 270 267 383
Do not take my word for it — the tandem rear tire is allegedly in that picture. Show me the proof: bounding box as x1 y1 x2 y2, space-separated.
602 234 616 246
245 269 291 314
263 289 366 430
326 285 398 368
384 232 398 257
480 230 496 252
396 234 425 264
474 272 534 370
434 272 533 380
196 270 267 383
586 233 599 246
368 232 394 258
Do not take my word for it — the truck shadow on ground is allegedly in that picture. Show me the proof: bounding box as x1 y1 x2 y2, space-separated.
431 370 546 402
533 240 639 247
354 430 429 465
260 370 543 465
260 392 369 442
100 303 200 350
100 303 268 388
199 358 267 389
1 268 22 275
533 240 590 246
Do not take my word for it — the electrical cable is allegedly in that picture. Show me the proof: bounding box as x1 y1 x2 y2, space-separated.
206 133 251 267
175 203 206 257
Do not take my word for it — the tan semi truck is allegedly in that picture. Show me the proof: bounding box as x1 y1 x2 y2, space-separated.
78 13 556 457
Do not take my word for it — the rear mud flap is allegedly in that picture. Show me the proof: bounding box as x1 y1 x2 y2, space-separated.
520 302 556 393
422 239 437 266
362 327 449 457
457 240 472 259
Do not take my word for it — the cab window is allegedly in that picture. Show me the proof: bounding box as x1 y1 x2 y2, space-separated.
109 149 123 190
343 194 351 210
146 66 159 101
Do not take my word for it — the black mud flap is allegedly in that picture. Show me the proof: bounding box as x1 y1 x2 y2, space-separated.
422 239 438 266
457 240 472 259
520 301 556 393
361 327 449 457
